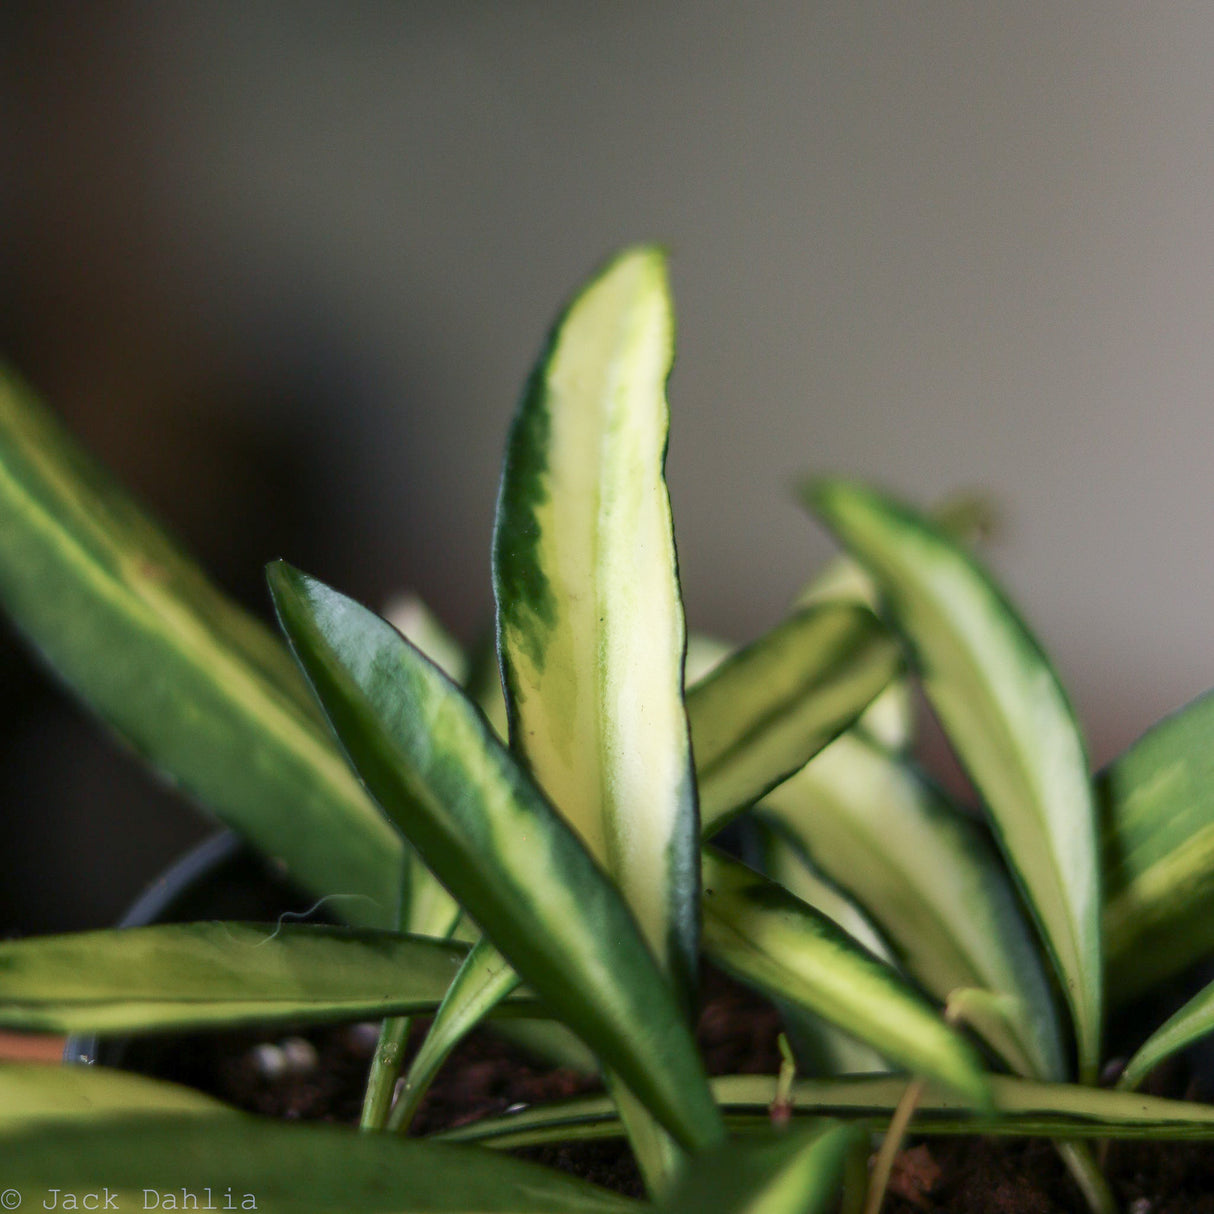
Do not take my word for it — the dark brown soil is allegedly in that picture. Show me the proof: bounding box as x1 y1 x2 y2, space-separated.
881 1136 1214 1213
118 968 1214 1210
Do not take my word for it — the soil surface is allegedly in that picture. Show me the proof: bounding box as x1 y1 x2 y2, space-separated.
113 967 1214 1211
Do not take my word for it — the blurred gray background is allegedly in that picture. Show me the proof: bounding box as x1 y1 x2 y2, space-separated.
4 3 1214 931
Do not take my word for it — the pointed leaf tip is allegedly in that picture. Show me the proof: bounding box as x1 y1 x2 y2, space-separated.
493 242 697 1003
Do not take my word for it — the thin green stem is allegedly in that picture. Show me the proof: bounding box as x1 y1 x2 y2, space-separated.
360 1015 411 1130
862 1076 925 1214
770 1033 797 1128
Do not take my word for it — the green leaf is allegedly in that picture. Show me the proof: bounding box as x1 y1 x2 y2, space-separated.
382 590 470 940
493 246 698 1000
0 369 401 928
268 564 724 1154
2 1117 640 1214
0 922 544 1035
699 849 990 1105
1098 688 1214 1001
0 1064 232 1126
656 1122 862 1214
760 732 1065 1081
1118 977 1214 1091
390 934 521 1131
441 1074 1214 1147
687 603 901 836
806 479 1102 1082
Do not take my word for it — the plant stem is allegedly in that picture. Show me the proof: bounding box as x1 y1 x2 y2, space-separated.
360 1016 411 1130
770 1033 797 1128
1056 1141 1117 1214
862 1076 925 1214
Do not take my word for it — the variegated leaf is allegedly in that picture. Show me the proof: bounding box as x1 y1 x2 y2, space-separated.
1098 688 1214 1001
0 369 400 927
700 849 989 1105
761 732 1065 1081
807 480 1101 1082
687 602 900 836
268 565 724 1153
493 246 698 998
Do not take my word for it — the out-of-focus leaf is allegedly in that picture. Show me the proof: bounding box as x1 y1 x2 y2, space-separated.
1118 977 1214 1092
1098 688 1214 1001
807 480 1101 1082
759 824 891 1077
684 633 733 686
0 1064 231 1126
382 592 468 684
2 1117 639 1213
655 1122 862 1214
761 732 1064 1081
791 490 995 754
0 370 401 928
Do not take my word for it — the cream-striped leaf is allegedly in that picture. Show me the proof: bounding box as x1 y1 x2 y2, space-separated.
789 493 994 756
268 564 724 1153
700 849 990 1104
0 369 400 927
441 1074 1214 1147
807 480 1101 1083
688 602 900 836
758 825 892 1077
493 246 698 998
761 732 1065 1081
0 923 540 1035
1098 688 1214 1001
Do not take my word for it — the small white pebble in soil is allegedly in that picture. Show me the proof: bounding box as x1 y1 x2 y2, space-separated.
505 1103 528 1114
250 1043 287 1080
345 1022 382 1056
280 1036 319 1074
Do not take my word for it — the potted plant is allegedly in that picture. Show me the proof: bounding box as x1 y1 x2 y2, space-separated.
3 247 1214 1212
